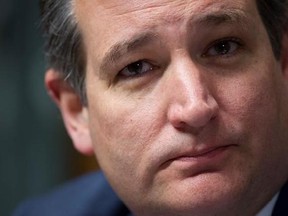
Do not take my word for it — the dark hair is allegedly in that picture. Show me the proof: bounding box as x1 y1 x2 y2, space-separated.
40 0 86 103
40 0 288 104
257 0 288 59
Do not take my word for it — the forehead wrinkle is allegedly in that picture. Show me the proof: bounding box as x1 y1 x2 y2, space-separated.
86 1 256 80
104 0 191 17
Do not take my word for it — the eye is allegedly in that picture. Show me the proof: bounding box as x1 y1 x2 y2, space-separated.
203 38 242 57
119 60 153 77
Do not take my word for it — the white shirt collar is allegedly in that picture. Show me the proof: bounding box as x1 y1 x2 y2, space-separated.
256 193 279 216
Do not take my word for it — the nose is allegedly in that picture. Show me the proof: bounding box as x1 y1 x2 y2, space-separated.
166 60 219 133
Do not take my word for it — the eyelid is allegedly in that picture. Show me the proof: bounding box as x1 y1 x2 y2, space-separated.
120 60 152 76
117 59 159 79
201 37 243 57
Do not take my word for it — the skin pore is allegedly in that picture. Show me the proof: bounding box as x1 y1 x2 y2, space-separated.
47 0 288 215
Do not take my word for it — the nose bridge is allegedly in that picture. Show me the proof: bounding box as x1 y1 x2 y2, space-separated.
169 58 208 104
166 57 218 131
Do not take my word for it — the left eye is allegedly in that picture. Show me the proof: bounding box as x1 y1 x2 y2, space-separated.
204 39 241 57
119 60 153 77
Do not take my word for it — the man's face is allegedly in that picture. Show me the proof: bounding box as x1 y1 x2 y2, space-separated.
74 0 288 215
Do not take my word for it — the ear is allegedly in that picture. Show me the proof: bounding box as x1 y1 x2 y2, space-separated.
45 69 94 155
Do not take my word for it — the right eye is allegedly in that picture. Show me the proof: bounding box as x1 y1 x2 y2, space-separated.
119 60 154 77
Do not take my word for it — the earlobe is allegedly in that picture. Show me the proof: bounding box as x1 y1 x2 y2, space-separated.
45 69 94 156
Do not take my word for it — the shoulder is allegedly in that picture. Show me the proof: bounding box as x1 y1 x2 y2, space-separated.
12 172 131 216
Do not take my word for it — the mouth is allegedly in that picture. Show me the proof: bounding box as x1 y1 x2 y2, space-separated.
174 145 234 160
162 144 237 169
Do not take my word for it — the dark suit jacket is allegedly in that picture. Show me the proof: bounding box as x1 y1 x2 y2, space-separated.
12 172 131 216
12 172 288 216
272 181 288 216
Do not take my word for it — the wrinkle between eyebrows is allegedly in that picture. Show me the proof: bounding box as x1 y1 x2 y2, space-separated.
98 8 252 80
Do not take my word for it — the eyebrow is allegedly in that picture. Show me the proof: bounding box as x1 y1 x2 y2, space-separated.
98 9 250 77
194 9 249 26
99 32 159 77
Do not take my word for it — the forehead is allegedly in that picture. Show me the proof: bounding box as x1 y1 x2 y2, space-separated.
75 0 256 23
74 0 260 61
75 0 259 39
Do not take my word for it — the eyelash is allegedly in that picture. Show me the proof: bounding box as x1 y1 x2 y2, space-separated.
202 37 243 58
118 60 156 78
116 37 244 79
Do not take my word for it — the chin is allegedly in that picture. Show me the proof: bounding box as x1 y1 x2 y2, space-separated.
136 172 251 216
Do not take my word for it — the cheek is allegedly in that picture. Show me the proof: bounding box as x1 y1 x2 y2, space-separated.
218 63 284 160
219 64 279 127
87 91 164 172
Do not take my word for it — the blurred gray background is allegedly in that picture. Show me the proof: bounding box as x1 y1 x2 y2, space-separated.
0 1 97 215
